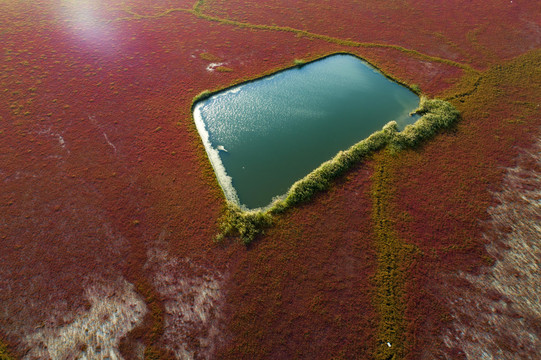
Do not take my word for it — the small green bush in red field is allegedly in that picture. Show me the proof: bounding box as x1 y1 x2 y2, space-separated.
393 97 460 149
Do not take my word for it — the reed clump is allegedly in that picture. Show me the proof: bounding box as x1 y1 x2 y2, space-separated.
215 204 274 245
215 66 234 72
388 97 460 152
192 90 212 104
214 97 458 244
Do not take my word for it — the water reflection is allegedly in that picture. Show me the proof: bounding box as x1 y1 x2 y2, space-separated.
195 55 420 209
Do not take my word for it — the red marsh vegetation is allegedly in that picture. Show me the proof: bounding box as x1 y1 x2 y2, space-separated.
0 0 539 359
200 0 541 69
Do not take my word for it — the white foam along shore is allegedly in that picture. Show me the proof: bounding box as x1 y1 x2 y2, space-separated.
193 102 241 206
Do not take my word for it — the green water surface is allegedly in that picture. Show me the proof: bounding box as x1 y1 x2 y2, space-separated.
194 54 420 209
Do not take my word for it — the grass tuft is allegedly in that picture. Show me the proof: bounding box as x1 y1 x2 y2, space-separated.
215 66 234 72
192 90 212 104
215 203 274 245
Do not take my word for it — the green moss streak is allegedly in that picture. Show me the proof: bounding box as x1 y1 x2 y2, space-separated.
442 71 483 101
108 7 192 23
0 341 14 360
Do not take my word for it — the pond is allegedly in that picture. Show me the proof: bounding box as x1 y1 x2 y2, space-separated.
193 54 420 209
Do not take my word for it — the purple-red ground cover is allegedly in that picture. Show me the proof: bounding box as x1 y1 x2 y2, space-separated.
1 0 539 358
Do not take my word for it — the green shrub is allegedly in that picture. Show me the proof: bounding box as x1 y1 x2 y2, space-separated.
192 90 212 104
215 203 274 245
410 84 421 94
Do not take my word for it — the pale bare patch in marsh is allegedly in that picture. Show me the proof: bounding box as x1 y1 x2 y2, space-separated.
443 138 541 359
23 278 147 360
145 247 224 360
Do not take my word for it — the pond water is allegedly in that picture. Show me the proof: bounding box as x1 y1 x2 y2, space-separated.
194 54 420 209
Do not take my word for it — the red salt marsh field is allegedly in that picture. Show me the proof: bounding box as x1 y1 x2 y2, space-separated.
1 0 539 359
